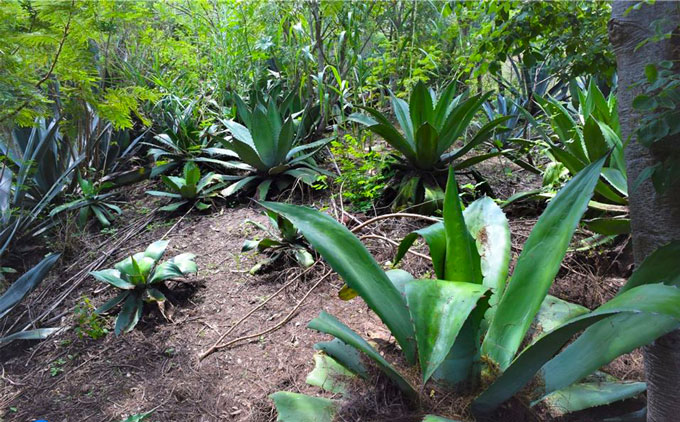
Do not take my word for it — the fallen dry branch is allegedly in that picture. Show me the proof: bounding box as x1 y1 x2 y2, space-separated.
199 270 332 360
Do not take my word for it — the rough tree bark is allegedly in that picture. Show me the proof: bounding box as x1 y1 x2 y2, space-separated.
609 2 680 421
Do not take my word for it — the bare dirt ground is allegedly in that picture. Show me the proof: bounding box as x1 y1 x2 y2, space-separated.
0 163 643 422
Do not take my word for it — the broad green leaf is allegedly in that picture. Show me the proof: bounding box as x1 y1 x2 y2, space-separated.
539 312 676 399
257 238 283 251
168 253 197 275
0 254 59 318
463 197 510 309
115 292 143 335
538 243 680 396
196 173 219 194
582 117 609 161
601 168 628 197
91 205 111 226
270 391 337 422
445 116 512 160
422 416 461 422
233 93 252 127
539 379 646 416
414 123 439 170
585 217 630 236
221 175 259 197
276 118 295 165
443 167 482 284
254 179 272 201
223 138 268 171
250 107 278 167
314 338 368 378
261 202 416 364
49 198 87 216
146 288 167 302
144 240 169 261
474 283 680 414
365 123 416 164
183 162 201 187
308 311 417 398
161 175 182 192
432 82 459 129
395 222 445 278
550 147 586 175
145 190 183 199
285 137 332 161
439 93 492 155
391 94 415 146
159 201 188 212
432 297 489 387
149 261 184 284
347 112 377 127
410 81 434 132
534 295 588 335
127 255 155 283
306 352 355 394
386 268 415 296
619 241 680 294
405 279 488 383
293 248 314 267
222 119 254 147
90 269 135 290
0 327 63 345
483 156 606 370
242 239 261 252
95 291 129 314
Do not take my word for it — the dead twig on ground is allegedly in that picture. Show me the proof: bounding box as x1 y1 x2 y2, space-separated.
198 261 321 360
199 270 331 360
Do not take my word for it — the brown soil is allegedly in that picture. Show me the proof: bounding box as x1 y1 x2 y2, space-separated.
0 164 643 422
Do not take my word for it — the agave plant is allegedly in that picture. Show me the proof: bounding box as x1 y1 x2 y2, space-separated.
147 97 234 177
49 174 121 228
242 210 314 274
526 80 629 236
90 240 197 335
0 116 83 257
146 161 224 212
349 81 509 212
263 160 680 420
219 94 332 200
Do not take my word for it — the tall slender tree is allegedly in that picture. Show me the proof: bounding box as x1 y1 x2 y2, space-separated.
609 2 680 421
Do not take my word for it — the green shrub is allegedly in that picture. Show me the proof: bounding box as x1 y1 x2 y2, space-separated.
73 297 109 340
330 134 392 212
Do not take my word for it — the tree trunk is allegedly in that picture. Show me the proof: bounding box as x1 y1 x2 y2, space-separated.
609 3 680 421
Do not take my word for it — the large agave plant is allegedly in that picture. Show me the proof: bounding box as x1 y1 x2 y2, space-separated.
0 116 83 257
264 159 680 420
519 80 629 236
219 95 331 200
349 81 509 212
